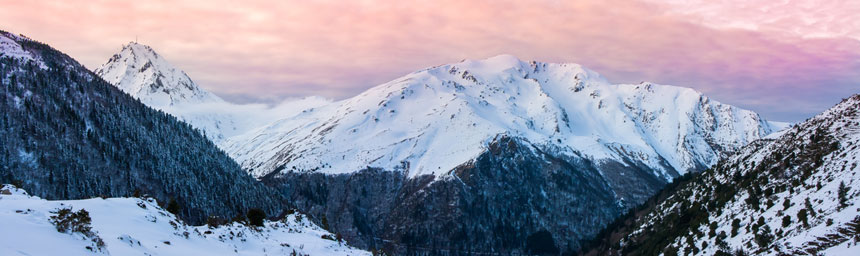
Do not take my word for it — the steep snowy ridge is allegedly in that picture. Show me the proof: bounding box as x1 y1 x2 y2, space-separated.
226 54 786 179
586 94 860 255
0 185 370 256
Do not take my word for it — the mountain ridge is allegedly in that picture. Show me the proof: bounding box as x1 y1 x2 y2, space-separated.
226 54 788 180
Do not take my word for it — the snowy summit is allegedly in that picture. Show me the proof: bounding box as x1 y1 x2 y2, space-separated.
95 42 222 106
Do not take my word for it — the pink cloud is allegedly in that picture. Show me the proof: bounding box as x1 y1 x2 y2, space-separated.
1 0 857 121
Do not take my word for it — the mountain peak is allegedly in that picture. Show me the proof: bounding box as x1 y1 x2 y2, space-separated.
95 42 221 106
122 41 159 57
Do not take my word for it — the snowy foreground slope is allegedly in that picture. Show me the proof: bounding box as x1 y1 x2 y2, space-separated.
0 185 369 256
226 54 786 179
585 95 860 256
94 43 330 142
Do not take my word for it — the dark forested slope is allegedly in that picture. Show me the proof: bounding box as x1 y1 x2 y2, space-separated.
0 30 284 224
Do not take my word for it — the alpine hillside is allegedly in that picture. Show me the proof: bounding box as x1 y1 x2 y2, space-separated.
584 94 860 256
225 55 788 254
0 30 284 225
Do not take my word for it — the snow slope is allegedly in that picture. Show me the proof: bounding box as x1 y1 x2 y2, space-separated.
0 185 369 256
225 55 786 179
685 95 860 255
593 94 860 255
0 33 37 64
94 43 330 143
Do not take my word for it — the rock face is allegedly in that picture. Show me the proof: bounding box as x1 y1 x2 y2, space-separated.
584 94 860 256
0 30 283 225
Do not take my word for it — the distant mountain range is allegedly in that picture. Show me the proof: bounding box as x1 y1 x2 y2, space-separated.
224 54 787 180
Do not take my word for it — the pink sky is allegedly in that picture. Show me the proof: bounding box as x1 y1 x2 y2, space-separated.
1 0 858 121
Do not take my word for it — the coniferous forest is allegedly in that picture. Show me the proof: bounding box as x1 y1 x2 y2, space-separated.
0 31 284 225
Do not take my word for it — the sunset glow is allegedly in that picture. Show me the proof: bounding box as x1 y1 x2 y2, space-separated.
2 0 858 121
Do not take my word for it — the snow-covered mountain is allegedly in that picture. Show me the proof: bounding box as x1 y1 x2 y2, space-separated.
226 54 787 179
586 94 860 255
0 185 369 256
95 42 222 106
94 43 331 143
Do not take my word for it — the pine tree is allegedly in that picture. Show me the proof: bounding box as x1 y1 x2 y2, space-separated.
247 208 266 227
754 224 774 248
797 209 808 227
167 197 181 215
838 181 849 210
804 197 816 217
781 215 791 227
731 218 741 237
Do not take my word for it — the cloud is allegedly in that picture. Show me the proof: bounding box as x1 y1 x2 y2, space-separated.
161 96 332 138
642 0 860 41
0 0 858 121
